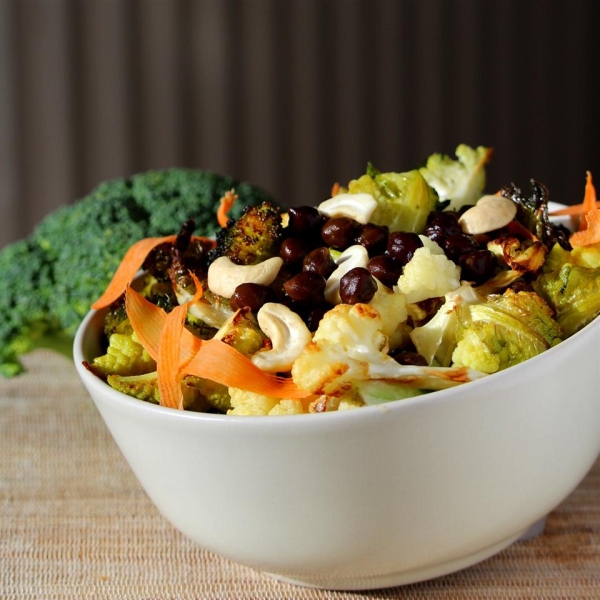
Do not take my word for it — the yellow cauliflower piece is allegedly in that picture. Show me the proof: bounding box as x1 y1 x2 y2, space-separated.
268 399 307 416
226 388 307 416
312 303 385 347
571 243 600 268
370 285 408 346
338 388 365 410
396 246 461 303
451 329 503 374
91 332 155 377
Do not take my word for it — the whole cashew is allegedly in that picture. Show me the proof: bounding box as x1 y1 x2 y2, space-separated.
324 244 369 305
458 195 517 235
207 256 283 299
318 193 378 224
251 303 312 373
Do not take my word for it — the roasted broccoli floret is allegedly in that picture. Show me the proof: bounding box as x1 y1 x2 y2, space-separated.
144 218 213 285
107 372 222 412
0 169 272 377
209 202 283 265
487 235 548 274
103 298 132 338
183 376 231 413
501 180 571 250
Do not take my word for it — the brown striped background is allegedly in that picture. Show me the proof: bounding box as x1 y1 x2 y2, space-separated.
1 0 599 249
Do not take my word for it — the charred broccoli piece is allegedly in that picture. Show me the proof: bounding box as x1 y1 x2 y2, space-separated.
143 218 213 283
213 308 269 356
103 298 132 338
501 180 571 250
182 376 231 413
106 372 222 412
0 169 273 377
209 202 283 265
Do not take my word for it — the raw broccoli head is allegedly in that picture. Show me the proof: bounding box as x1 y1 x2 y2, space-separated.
0 168 273 377
0 239 60 377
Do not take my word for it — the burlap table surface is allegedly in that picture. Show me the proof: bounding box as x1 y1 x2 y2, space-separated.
1 350 599 600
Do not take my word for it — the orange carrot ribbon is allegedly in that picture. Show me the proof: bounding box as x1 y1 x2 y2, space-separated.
570 210 600 248
217 190 238 228
156 275 204 410
568 172 600 247
125 286 310 403
92 235 215 310
549 171 600 219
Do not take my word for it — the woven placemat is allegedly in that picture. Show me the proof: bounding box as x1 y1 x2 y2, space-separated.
1 350 599 600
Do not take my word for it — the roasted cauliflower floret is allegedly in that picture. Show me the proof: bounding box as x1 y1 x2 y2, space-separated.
90 332 155 377
395 246 461 303
227 388 306 416
292 303 484 404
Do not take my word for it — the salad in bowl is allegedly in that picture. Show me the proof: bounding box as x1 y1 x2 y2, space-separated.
74 145 600 589
82 145 600 415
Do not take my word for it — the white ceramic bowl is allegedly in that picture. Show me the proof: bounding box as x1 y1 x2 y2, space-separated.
74 302 600 590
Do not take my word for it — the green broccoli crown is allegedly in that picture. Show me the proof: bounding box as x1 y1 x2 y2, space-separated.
0 168 274 377
0 239 58 377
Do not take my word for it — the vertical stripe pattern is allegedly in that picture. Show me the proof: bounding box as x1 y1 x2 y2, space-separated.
1 0 598 248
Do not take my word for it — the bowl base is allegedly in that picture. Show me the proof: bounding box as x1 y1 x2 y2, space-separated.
266 526 533 590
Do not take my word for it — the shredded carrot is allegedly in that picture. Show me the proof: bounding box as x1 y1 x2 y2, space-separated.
156 275 204 410
579 171 597 231
331 182 341 197
548 203 600 216
92 235 215 310
217 189 238 228
157 303 189 409
567 173 600 247
92 236 176 310
570 209 600 247
125 285 310 401
126 283 203 361
185 340 310 399
549 171 600 219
